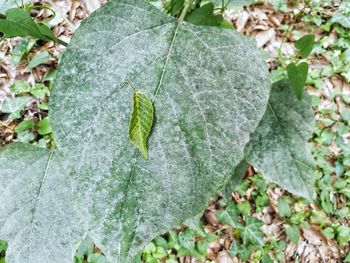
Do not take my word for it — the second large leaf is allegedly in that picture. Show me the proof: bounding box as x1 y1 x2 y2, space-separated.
49 0 270 261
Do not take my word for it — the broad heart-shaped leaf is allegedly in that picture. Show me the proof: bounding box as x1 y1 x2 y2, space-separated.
244 80 315 200
129 92 154 159
295 34 315 58
186 3 223 26
0 0 270 262
287 62 308 100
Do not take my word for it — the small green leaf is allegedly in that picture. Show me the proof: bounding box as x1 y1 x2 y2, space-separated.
216 202 239 227
30 83 50 99
11 37 36 65
322 227 334 239
336 225 350 245
331 12 350 29
238 244 255 261
186 3 223 26
9 80 30 94
178 229 195 250
16 130 35 143
129 91 154 159
15 119 34 132
28 51 51 68
241 216 264 245
1 97 31 119
287 62 308 100
0 8 59 43
237 200 251 216
153 247 167 258
143 242 156 254
295 34 315 58
228 239 240 257
196 239 209 255
152 237 167 250
344 252 350 262
262 255 273 263
277 196 292 217
285 225 300 244
38 117 53 135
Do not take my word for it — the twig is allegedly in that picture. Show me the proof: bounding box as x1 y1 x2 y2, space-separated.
0 121 14 130
278 0 312 59
124 80 136 93
47 0 76 32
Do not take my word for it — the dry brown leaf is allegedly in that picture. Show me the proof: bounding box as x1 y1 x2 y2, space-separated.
302 227 327 246
217 251 234 263
255 28 275 47
203 210 218 226
235 11 250 32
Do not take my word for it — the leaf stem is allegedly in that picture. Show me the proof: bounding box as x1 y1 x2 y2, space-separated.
278 0 312 59
125 80 136 93
57 38 68 47
179 0 192 22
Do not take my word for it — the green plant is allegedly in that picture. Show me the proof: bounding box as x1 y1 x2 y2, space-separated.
0 7 66 45
0 0 316 262
0 79 54 147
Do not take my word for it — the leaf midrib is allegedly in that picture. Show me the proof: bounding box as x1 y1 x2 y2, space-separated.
120 21 181 260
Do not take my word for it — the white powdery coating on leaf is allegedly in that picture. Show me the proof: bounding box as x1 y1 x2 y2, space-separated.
0 0 270 262
0 144 84 263
245 81 315 200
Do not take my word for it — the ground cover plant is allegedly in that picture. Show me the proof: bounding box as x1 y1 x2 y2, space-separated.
0 0 349 262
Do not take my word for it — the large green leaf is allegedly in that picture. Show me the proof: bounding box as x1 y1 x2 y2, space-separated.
0 0 270 262
0 144 83 262
244 80 315 200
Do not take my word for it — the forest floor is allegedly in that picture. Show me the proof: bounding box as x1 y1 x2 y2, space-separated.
0 0 349 262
